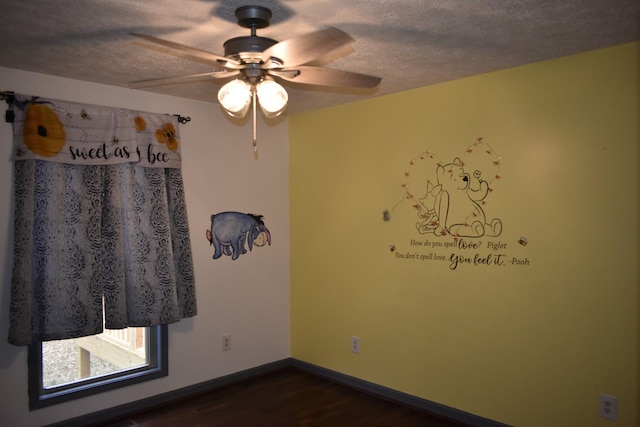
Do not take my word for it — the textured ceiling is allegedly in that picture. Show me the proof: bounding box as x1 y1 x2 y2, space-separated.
0 0 638 115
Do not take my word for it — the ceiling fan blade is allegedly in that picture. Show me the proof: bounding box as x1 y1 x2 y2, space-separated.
261 27 354 68
269 66 381 89
129 70 240 89
130 33 242 69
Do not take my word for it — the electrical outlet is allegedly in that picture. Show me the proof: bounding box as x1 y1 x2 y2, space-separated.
599 394 617 420
222 334 232 352
351 336 360 354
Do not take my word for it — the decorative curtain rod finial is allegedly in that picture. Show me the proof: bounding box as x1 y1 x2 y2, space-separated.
173 114 191 124
2 91 16 123
1 91 15 103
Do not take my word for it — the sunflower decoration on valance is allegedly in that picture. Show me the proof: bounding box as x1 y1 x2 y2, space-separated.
11 94 182 168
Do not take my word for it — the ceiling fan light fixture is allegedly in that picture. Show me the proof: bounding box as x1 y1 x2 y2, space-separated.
218 79 252 118
256 80 288 118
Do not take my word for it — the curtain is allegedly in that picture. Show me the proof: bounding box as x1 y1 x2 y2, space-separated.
8 94 197 346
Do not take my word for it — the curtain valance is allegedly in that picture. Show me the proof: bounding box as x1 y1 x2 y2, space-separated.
8 94 196 346
11 94 182 168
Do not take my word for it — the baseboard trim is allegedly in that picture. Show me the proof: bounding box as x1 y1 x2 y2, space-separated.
289 359 511 427
46 357 510 427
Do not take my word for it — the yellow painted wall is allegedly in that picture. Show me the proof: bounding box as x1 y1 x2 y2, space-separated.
290 42 639 427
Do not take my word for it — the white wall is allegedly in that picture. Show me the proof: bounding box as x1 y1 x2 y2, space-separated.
0 67 290 426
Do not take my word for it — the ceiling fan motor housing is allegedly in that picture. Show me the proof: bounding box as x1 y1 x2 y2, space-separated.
223 36 277 57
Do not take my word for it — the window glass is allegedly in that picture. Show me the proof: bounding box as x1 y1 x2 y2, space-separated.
29 325 167 410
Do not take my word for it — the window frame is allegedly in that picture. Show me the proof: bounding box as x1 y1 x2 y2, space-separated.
28 325 168 410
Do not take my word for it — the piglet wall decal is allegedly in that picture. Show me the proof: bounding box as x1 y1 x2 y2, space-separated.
206 212 271 260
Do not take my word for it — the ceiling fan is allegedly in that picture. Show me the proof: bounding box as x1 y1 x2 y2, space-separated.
129 5 381 149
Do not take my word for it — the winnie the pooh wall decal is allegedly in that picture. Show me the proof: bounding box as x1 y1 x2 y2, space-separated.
386 139 531 270
416 156 502 237
394 138 503 239
206 212 271 260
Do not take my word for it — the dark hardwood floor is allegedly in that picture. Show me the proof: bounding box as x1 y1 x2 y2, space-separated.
100 367 471 427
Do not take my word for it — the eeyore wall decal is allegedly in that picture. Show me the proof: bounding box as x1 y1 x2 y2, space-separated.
206 212 271 260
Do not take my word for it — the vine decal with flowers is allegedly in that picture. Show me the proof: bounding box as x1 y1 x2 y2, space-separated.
11 93 182 168
385 138 529 270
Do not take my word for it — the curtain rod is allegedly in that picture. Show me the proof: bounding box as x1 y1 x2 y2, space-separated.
1 91 191 125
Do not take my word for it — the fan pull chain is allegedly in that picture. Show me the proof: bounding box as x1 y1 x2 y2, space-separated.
252 88 258 153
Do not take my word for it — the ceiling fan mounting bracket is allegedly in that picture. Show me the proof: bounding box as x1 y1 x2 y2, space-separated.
235 5 272 31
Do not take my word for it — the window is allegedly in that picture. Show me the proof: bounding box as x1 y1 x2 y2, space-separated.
28 325 167 410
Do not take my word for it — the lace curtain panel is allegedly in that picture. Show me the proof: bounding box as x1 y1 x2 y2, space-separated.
7 95 197 346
